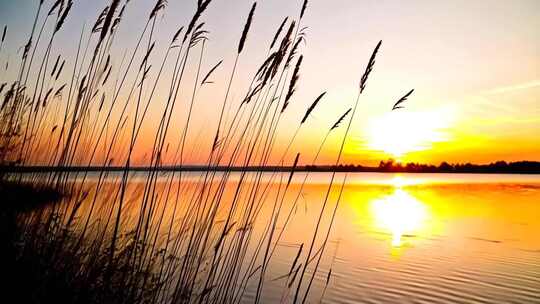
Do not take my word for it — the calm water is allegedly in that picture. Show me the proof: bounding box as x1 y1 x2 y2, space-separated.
303 174 540 303
34 172 540 303
254 173 540 303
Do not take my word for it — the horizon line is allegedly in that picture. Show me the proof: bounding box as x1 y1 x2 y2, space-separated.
3 160 539 174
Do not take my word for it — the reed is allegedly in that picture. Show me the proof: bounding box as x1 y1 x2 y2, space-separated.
293 41 383 304
392 88 414 110
270 17 288 50
301 92 325 124
239 3 257 54
0 25 6 55
0 0 411 303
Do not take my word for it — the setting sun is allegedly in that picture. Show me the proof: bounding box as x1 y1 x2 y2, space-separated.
365 108 454 160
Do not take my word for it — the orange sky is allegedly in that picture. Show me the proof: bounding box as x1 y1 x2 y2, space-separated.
1 0 538 166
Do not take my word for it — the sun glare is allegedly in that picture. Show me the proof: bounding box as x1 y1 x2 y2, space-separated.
366 109 453 159
371 189 427 247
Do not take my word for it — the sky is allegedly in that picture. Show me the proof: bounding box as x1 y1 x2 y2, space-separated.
0 0 539 166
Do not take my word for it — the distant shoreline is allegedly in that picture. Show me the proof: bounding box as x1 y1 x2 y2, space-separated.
3 162 540 174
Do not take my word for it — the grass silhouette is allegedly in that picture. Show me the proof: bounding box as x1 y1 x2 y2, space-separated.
0 0 416 303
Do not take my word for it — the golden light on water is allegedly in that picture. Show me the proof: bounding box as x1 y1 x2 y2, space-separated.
388 175 417 188
367 175 431 248
365 109 453 159
371 189 427 247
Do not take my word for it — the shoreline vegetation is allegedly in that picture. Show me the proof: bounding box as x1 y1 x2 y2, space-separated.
3 160 539 174
0 0 392 301
1 0 537 303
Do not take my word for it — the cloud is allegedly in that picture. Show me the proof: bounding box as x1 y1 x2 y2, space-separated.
485 80 540 95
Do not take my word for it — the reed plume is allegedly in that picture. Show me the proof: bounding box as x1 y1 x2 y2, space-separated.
98 93 105 112
50 55 61 77
270 17 288 49
286 153 300 187
170 26 184 45
76 75 87 101
279 21 296 54
301 92 325 124
183 0 211 43
55 60 65 80
103 54 111 73
330 108 351 130
282 55 303 113
242 82 263 104
285 37 303 68
48 0 63 16
392 89 414 110
0 24 5 57
92 6 109 33
102 65 112 85
238 2 257 54
140 42 156 70
99 0 121 44
42 88 53 107
300 0 308 19
200 60 223 85
54 0 73 33
149 0 167 20
110 4 126 34
54 84 66 98
189 23 209 47
359 40 381 93
1 83 15 111
255 51 277 81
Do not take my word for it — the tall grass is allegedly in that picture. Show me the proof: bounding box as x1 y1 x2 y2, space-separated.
0 0 412 303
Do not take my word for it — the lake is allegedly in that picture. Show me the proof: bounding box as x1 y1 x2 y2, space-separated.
26 172 540 303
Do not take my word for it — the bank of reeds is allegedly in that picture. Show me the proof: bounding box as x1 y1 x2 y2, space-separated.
0 0 411 303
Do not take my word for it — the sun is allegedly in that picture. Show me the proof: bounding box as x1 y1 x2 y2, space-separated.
365 108 453 160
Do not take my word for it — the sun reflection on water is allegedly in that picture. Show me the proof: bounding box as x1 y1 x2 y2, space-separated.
370 175 428 248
